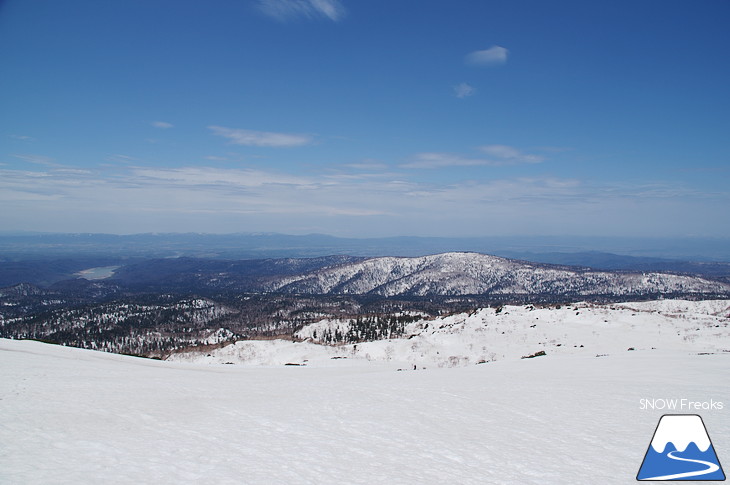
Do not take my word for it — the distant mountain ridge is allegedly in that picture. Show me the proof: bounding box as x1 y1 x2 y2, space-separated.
3 232 730 289
2 251 729 300
3 231 730 261
3 252 729 359
266 252 730 298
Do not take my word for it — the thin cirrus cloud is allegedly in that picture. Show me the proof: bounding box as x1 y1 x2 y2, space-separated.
256 0 345 22
479 145 544 164
151 121 173 129
453 82 476 99
133 167 315 188
344 161 390 171
401 146 544 169
401 153 496 169
2 163 726 237
209 126 314 147
465 45 509 66
10 134 34 141
12 154 57 167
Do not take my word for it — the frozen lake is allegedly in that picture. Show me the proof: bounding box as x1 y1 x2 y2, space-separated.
74 266 120 280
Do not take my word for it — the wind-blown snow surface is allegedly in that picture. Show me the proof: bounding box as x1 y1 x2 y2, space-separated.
170 300 730 367
1 338 728 484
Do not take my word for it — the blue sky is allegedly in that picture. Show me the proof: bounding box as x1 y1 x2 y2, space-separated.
1 0 728 238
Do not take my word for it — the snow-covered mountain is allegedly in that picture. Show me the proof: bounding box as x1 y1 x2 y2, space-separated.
266 252 730 298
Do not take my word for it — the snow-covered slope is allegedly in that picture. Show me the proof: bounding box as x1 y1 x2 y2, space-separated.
170 299 730 368
266 252 730 297
2 338 728 484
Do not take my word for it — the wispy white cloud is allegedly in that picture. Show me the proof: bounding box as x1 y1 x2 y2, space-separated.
453 82 476 98
257 0 345 22
151 121 173 129
12 154 57 167
209 126 314 147
465 45 508 66
401 153 495 169
344 161 390 171
401 146 544 169
10 134 34 141
479 145 544 164
1 164 727 237
535 146 573 154
323 165 402 182
132 167 315 188
106 154 138 164
51 168 93 175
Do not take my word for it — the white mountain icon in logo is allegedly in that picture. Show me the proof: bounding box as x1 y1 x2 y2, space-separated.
637 414 725 481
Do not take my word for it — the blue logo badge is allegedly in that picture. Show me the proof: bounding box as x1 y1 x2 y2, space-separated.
637 414 725 481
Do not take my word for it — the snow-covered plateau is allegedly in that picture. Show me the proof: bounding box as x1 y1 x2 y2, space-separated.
170 299 730 368
2 299 729 484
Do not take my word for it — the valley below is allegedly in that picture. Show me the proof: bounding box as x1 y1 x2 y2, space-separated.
2 251 729 359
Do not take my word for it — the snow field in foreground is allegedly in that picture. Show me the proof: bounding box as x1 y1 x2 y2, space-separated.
1 338 728 484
